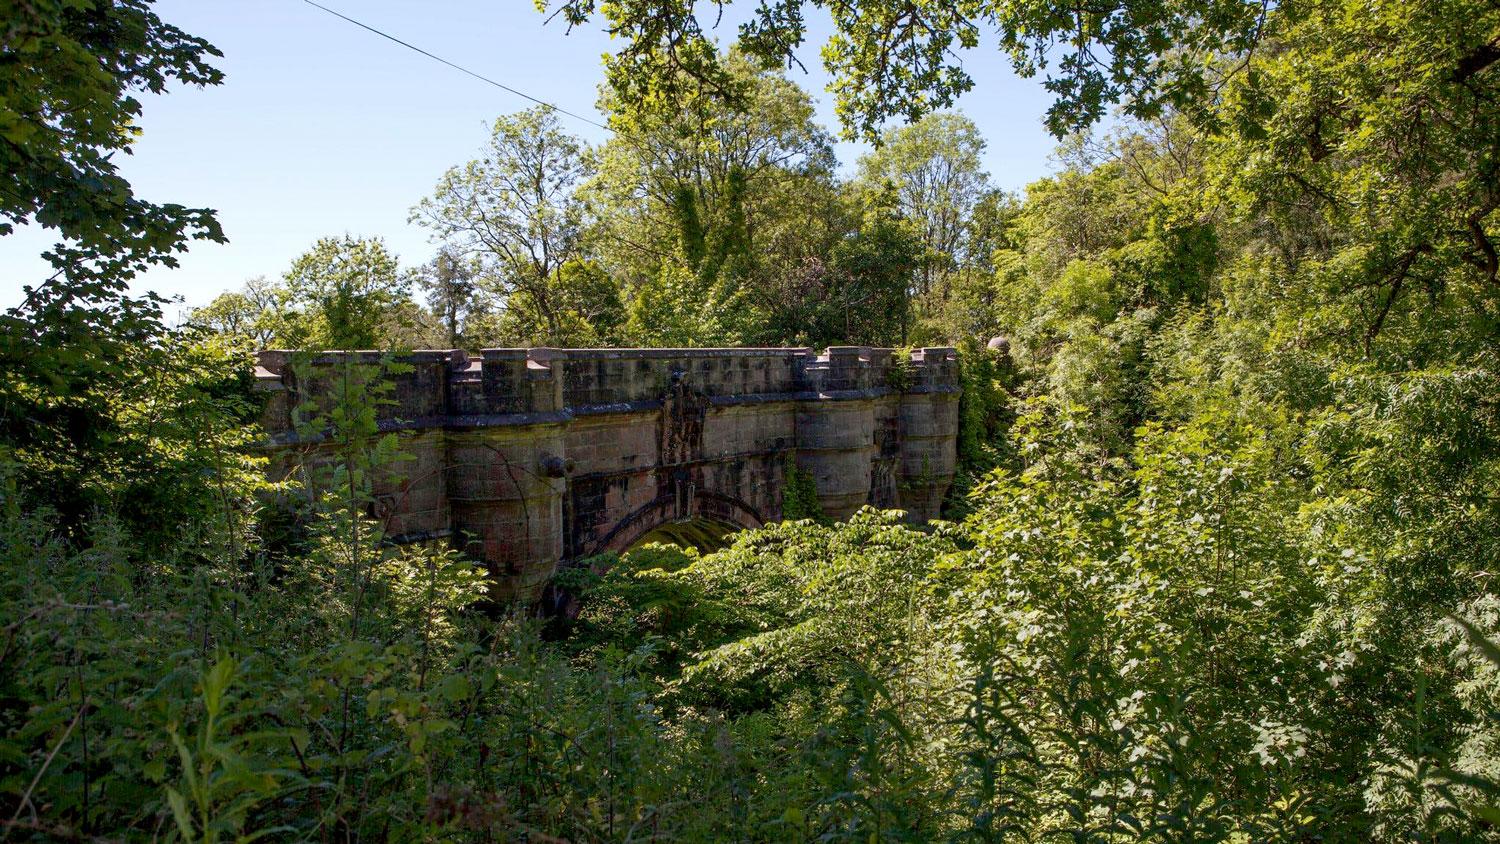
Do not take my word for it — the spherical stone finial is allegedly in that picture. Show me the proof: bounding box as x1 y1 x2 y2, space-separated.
539 454 575 478
986 335 1010 354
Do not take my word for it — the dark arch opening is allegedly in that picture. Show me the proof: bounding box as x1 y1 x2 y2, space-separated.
585 490 765 560
626 516 739 554
546 499 759 623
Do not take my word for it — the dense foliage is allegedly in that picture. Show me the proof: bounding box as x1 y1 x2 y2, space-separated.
4 0 1500 840
193 55 984 352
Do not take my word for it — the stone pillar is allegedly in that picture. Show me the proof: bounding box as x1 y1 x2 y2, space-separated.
795 347 875 519
445 349 568 602
897 348 960 522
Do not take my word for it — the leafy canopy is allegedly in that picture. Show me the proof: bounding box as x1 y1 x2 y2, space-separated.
280 235 409 351
411 107 595 345
541 0 1273 139
2 0 226 287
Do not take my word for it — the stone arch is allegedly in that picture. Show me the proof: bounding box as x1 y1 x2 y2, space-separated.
580 489 765 559
627 517 738 553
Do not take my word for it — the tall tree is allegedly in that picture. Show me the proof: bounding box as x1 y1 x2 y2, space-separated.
547 0 1500 355
539 0 1273 140
414 246 485 348
855 112 993 299
0 0 230 521
498 257 626 346
758 205 921 347
412 107 591 345
191 275 285 348
1199 1 1500 358
282 236 408 350
586 50 838 344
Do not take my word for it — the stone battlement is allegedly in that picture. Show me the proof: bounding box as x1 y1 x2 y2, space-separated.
256 346 960 603
255 346 959 432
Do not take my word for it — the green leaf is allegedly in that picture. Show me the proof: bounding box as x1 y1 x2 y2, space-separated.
165 786 195 841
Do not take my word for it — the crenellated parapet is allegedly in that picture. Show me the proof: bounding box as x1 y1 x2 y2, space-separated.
256 346 960 602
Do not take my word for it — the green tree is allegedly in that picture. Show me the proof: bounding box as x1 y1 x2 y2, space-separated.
622 260 730 346
1 0 230 528
539 0 1272 139
191 275 284 348
2 0 225 287
756 203 921 348
548 0 1500 359
192 292 261 347
855 112 993 299
413 246 487 348
497 257 625 346
1198 0 1500 361
587 50 838 345
282 236 409 350
412 107 591 345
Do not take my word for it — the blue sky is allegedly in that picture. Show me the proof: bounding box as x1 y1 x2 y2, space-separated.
0 1 1064 314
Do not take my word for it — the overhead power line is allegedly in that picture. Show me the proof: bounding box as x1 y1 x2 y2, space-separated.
298 0 612 133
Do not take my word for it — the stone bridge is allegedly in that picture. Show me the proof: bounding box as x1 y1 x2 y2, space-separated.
255 346 960 602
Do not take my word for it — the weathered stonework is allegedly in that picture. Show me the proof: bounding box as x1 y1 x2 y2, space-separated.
255 346 961 602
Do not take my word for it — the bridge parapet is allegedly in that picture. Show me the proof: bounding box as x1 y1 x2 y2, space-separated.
256 346 960 602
